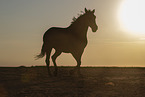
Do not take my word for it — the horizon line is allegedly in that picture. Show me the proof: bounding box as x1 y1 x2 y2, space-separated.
0 65 145 68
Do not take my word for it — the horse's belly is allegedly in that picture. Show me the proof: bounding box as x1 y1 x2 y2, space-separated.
44 32 87 53
53 42 74 53
53 41 87 53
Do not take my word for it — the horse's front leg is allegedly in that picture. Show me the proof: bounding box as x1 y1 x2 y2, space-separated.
71 51 83 76
76 60 81 75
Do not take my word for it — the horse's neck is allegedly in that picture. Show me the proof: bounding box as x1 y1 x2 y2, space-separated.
68 22 89 39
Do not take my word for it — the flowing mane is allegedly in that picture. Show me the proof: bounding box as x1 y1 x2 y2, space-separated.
70 9 94 28
71 14 84 24
71 10 92 24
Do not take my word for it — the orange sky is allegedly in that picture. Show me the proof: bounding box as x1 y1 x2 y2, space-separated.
0 0 145 67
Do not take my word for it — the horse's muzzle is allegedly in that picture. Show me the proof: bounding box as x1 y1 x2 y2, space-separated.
92 25 98 32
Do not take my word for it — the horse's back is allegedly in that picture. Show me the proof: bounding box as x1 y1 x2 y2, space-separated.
42 27 86 53
43 27 73 49
43 27 69 41
44 27 67 36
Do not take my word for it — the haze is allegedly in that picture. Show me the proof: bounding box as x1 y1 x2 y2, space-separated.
0 0 145 67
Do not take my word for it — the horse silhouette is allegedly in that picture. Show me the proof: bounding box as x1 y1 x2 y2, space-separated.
36 8 98 76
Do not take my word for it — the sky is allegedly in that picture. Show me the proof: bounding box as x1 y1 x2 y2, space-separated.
0 0 145 67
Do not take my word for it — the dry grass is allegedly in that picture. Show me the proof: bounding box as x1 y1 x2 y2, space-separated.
0 66 145 97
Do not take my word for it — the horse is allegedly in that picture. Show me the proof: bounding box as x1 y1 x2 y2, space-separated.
36 8 98 76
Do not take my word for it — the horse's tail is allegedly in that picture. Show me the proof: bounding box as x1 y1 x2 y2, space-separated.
35 43 46 60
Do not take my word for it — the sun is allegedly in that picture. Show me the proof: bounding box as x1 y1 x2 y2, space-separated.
118 0 145 35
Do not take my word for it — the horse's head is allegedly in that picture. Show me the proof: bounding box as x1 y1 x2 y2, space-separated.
84 8 98 32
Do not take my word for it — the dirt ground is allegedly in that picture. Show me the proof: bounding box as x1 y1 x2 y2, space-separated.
0 66 145 97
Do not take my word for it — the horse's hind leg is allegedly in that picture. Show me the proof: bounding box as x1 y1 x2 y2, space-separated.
51 50 61 76
45 48 52 76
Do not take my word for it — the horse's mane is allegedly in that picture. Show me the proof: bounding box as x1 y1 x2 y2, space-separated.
71 10 92 25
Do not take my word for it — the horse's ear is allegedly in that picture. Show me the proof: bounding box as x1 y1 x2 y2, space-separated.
85 8 88 13
92 9 95 13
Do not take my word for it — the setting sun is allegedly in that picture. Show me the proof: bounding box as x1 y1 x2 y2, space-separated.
1 0 145 67
119 0 145 35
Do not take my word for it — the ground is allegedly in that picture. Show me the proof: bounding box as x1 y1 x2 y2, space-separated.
0 66 145 97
